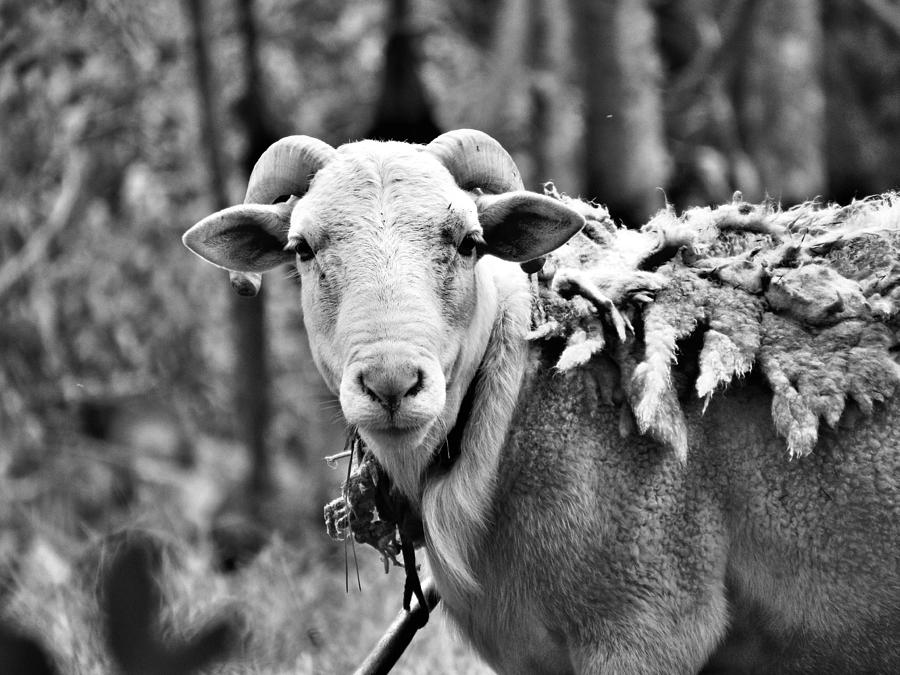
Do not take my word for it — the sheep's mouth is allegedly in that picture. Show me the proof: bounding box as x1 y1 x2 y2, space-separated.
362 422 433 448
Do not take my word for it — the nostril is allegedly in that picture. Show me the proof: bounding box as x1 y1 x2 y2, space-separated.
404 369 424 398
358 373 375 400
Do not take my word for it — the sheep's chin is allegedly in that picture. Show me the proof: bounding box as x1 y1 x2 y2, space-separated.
364 425 429 447
358 424 435 500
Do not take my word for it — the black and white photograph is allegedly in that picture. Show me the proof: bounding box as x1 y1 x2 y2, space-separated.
1 1 899 673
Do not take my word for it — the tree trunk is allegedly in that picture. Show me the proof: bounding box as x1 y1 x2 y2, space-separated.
185 0 272 500
527 0 576 191
185 0 228 210
736 0 824 203
573 0 671 225
482 0 530 142
233 0 279 500
365 0 441 143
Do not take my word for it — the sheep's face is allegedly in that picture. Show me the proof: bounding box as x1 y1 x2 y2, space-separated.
182 137 584 498
290 145 492 491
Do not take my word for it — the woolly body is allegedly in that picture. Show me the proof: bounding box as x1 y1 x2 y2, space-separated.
432 297 900 673
425 195 900 673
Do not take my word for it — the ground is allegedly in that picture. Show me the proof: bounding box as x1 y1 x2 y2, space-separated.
0 434 491 674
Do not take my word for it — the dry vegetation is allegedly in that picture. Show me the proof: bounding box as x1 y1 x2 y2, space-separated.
0 435 489 674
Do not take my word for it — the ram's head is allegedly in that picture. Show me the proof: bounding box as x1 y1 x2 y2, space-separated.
183 130 584 497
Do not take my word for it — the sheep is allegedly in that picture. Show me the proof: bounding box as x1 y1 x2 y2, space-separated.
183 129 900 674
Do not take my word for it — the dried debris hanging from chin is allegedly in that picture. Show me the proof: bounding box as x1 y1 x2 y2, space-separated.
323 435 431 614
324 435 404 572
533 185 900 460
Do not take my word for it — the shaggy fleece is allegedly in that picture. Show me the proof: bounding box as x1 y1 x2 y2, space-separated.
532 188 900 459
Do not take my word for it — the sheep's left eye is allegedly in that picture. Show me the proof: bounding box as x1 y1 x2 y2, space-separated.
458 233 484 257
291 237 315 262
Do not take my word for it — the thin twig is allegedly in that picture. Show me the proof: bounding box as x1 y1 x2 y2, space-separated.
859 0 900 43
667 0 757 112
323 450 353 467
0 151 93 301
351 536 362 592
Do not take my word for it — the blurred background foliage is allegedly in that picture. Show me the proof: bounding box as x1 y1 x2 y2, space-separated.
3 0 900 671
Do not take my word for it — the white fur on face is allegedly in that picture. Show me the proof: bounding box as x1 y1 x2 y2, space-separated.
292 141 497 499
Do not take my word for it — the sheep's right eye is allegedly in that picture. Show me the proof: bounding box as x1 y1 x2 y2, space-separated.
458 232 485 257
291 237 315 262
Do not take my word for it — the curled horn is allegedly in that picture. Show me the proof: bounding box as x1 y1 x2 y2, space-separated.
427 129 545 273
244 135 336 204
230 136 337 296
425 129 524 194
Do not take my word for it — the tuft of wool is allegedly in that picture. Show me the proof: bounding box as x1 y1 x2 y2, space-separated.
758 315 900 456
529 188 900 459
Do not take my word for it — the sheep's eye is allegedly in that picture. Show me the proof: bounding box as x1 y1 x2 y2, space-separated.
458 232 485 257
291 237 315 262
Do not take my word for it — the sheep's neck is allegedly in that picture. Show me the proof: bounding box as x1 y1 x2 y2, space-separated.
420 263 532 598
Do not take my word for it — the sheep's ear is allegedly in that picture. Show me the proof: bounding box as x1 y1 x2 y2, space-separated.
476 191 586 263
183 202 295 273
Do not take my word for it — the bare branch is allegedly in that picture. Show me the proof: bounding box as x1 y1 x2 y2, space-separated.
0 151 93 301
859 0 900 42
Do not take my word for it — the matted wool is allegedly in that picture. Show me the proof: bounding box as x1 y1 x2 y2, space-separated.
531 187 900 459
